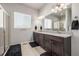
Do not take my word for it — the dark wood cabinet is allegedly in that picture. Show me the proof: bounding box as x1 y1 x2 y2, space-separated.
33 32 71 56
44 36 52 53
33 32 44 48
38 33 44 48
33 32 36 42
33 32 39 44
52 40 64 56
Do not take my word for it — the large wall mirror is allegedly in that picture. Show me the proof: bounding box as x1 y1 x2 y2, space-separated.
43 4 71 32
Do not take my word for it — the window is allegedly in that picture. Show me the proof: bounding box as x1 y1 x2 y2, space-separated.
44 18 52 29
14 12 31 29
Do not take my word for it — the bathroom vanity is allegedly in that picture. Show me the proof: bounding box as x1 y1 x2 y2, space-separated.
33 5 71 56
33 31 71 56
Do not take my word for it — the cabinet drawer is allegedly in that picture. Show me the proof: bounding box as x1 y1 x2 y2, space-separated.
53 40 64 46
44 34 64 43
39 38 44 47
52 36 64 43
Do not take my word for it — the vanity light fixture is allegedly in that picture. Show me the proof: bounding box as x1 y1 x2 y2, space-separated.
38 15 45 19
60 4 65 8
51 9 54 12
51 8 57 13
38 3 69 20
58 8 62 11
54 10 57 13
51 3 68 13
55 6 59 10
61 4 67 9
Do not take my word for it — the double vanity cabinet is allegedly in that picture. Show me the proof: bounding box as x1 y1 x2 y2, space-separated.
33 31 71 56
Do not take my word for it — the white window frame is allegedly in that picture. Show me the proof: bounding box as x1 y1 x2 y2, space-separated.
14 12 32 29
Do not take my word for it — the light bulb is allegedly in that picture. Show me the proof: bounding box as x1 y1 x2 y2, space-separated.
58 8 62 11
38 16 45 19
64 6 67 9
51 9 54 12
54 10 57 13
51 9 57 13
55 6 58 10
61 4 65 7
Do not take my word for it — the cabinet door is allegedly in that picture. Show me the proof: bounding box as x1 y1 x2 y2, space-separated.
44 38 52 55
52 40 64 56
33 32 36 42
38 34 44 48
33 32 39 44
33 32 44 46
35 33 39 44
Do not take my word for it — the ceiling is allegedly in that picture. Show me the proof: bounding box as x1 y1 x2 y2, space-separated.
23 3 46 10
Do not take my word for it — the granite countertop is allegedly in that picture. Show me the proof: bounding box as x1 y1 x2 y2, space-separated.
33 31 71 38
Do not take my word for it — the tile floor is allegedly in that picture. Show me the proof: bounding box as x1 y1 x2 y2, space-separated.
21 42 46 56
